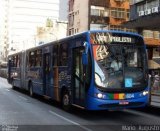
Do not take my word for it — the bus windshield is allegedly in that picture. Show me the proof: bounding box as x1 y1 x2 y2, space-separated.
90 32 148 91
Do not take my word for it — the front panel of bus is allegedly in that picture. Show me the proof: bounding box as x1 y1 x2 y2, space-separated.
86 31 149 110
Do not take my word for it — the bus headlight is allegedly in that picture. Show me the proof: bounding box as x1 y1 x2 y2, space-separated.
142 91 149 96
95 93 104 99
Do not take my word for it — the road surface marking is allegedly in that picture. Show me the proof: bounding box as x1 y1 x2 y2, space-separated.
6 89 10 91
49 110 92 131
19 96 28 101
125 109 160 120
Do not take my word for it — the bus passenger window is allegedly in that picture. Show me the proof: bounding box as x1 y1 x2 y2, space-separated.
16 55 20 67
29 51 35 67
61 52 67 66
14 56 16 67
10 57 14 67
53 45 58 66
35 49 42 67
59 43 68 66
26 56 29 67
18 55 21 67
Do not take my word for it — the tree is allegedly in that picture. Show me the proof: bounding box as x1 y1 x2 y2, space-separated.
46 18 53 27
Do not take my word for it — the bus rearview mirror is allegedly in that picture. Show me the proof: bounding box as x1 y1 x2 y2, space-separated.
82 53 88 65
82 42 89 65
83 42 89 54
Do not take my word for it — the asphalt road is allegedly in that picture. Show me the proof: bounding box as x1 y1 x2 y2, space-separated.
0 77 160 131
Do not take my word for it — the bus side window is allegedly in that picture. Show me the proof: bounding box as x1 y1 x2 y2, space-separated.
11 56 14 67
26 55 29 68
29 51 35 67
59 43 68 66
35 49 42 67
19 55 21 67
53 45 58 66
16 55 20 68
14 56 16 67
29 52 31 67
16 55 18 67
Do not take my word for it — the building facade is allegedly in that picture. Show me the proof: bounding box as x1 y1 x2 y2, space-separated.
36 20 68 45
8 0 60 54
125 1 160 107
128 0 160 46
59 0 68 21
67 0 134 36
0 0 68 60
0 0 9 62
124 0 160 68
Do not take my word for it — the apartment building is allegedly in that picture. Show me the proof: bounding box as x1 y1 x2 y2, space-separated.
67 0 133 36
126 0 160 46
0 0 69 60
0 0 9 61
8 0 61 53
59 0 68 21
124 0 160 69
36 20 68 44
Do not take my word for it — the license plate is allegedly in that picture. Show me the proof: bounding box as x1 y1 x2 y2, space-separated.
119 101 129 105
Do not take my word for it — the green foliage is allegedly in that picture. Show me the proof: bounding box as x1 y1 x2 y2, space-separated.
46 18 53 27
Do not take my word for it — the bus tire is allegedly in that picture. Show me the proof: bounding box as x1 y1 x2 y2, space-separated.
11 79 15 89
29 82 34 97
62 90 71 111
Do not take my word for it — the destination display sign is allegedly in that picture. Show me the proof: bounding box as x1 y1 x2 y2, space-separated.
112 36 132 43
90 32 137 45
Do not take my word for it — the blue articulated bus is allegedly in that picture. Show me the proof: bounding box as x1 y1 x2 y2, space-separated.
7 30 149 110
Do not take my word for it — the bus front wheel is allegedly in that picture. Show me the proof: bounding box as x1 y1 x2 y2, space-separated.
11 79 15 89
62 91 71 111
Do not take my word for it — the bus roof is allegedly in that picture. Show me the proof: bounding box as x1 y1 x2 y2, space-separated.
88 30 143 38
8 30 143 56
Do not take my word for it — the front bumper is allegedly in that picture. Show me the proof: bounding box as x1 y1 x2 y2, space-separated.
86 95 149 110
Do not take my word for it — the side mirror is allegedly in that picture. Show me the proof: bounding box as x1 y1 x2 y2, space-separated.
83 42 89 54
82 53 88 65
82 42 89 65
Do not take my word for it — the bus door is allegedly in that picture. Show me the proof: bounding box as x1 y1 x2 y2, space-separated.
72 48 85 107
43 53 51 97
8 58 12 83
